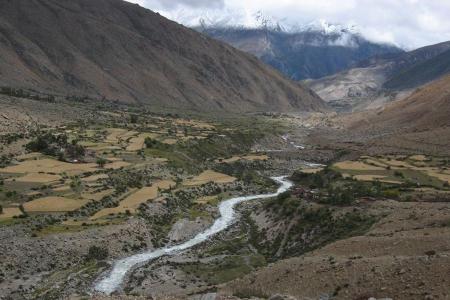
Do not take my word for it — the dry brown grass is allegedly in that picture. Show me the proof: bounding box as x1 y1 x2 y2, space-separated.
161 138 178 145
173 119 215 130
353 174 403 184
409 154 428 161
378 158 415 169
104 161 130 170
334 161 385 171
53 185 71 192
104 128 129 144
184 170 236 186
425 169 450 183
353 174 387 181
363 158 389 168
0 207 23 219
10 173 61 183
24 196 88 212
81 189 114 201
0 158 98 175
300 168 324 174
217 156 241 163
16 152 42 161
217 154 269 163
126 133 159 151
242 154 269 161
195 195 217 204
81 174 109 182
0 158 128 176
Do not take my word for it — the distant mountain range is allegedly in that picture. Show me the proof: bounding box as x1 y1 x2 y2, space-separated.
0 0 325 113
196 20 403 80
307 41 450 111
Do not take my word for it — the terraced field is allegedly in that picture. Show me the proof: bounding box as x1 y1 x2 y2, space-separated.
184 170 237 186
333 155 450 188
91 180 175 219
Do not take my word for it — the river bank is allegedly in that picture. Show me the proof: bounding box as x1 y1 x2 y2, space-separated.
94 177 293 295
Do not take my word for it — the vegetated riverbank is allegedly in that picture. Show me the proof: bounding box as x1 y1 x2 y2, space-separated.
94 177 293 294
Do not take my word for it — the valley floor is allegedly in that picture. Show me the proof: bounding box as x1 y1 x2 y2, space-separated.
0 95 449 300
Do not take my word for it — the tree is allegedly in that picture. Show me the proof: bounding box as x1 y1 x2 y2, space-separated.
96 157 107 168
0 205 3 214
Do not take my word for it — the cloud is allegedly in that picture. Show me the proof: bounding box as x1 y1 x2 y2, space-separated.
127 0 450 49
132 0 224 10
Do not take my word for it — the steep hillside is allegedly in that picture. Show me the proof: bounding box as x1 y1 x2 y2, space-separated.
0 0 325 112
341 75 450 155
197 25 402 81
308 41 450 111
366 75 450 130
383 48 450 90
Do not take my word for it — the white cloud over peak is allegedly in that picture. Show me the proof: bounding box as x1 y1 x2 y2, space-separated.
128 0 450 49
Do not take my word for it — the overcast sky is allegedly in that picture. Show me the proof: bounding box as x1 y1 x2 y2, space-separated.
127 0 450 49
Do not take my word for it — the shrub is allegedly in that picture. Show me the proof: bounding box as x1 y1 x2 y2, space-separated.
86 245 108 261
383 189 400 199
394 171 404 178
130 114 138 124
144 137 159 148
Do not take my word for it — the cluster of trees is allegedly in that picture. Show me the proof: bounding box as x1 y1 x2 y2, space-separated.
291 168 342 189
0 133 24 145
0 87 55 102
26 133 85 161
291 168 390 206
65 95 90 103
0 155 11 168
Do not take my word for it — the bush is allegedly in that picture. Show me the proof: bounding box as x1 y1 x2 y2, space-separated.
144 137 159 148
383 189 400 199
86 245 108 261
26 133 85 160
130 114 139 124
394 171 404 178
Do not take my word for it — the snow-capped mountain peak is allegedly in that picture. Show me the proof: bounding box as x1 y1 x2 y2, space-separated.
194 10 360 37
295 19 360 35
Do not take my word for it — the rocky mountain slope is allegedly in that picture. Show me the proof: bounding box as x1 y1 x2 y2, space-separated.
197 23 402 81
222 198 450 299
308 75 450 156
0 0 325 113
383 48 450 90
307 41 450 111
357 75 450 131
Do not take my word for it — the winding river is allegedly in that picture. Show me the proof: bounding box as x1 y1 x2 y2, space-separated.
94 176 293 294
